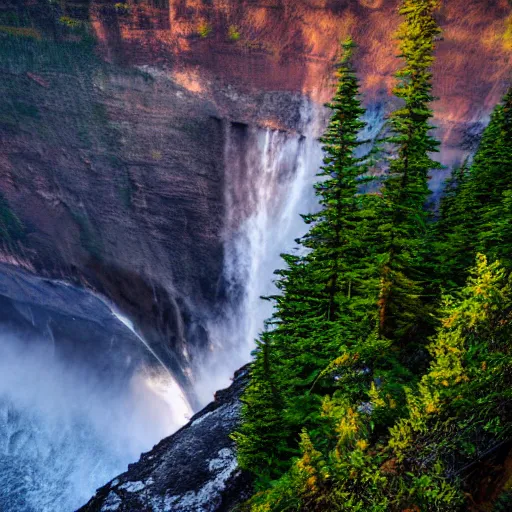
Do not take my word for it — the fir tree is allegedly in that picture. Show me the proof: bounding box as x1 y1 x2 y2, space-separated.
432 161 471 290
233 332 290 483
234 4 512 510
377 0 442 341
299 37 377 325
434 87 512 285
234 38 379 482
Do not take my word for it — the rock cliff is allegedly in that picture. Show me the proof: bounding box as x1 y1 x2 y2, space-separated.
0 0 510 402
0 1 510 510
79 366 252 512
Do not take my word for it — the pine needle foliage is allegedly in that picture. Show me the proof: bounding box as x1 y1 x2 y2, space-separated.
243 256 512 512
434 88 512 287
377 0 442 341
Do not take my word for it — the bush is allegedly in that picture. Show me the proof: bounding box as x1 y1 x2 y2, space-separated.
228 25 241 41
198 21 212 38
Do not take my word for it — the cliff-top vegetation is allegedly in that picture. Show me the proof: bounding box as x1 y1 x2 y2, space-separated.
234 1 512 510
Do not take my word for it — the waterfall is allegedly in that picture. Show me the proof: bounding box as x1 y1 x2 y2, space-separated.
195 99 325 403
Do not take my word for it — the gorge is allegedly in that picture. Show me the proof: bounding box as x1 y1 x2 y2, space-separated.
0 0 511 510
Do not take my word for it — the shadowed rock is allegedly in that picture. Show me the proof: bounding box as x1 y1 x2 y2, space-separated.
79 366 252 512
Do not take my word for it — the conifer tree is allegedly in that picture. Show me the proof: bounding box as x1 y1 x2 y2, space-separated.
235 38 379 482
233 332 290 483
262 37 381 399
378 0 441 340
299 38 377 325
432 161 471 289
468 89 512 268
434 87 512 285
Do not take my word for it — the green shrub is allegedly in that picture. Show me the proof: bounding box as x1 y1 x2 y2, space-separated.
198 21 212 38
228 25 241 41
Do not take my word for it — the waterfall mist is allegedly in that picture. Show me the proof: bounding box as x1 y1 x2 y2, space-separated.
0 277 192 512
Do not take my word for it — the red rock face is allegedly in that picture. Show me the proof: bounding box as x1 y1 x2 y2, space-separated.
0 0 510 391
90 0 511 160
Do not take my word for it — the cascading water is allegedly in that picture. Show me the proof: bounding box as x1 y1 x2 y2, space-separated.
110 308 192 424
195 99 326 403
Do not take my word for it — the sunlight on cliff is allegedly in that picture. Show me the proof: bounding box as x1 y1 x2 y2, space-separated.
172 70 205 94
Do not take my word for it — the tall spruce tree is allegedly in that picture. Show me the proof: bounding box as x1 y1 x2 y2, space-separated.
378 0 442 341
299 38 377 325
234 38 379 482
270 38 385 406
432 161 471 289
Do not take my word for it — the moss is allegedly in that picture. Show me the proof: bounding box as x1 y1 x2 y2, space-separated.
503 15 512 52
114 3 131 15
58 16 83 29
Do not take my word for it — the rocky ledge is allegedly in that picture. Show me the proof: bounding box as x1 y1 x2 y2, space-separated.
79 366 252 512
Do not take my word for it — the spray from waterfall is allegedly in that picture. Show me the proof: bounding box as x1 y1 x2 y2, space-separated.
110 308 192 424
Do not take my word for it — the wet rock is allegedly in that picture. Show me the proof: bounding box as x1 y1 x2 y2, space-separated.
79 366 252 512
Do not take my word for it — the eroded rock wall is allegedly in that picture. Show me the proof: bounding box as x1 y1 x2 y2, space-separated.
0 0 510 395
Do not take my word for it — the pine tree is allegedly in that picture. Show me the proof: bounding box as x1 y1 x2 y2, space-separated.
299 37 378 325
387 254 512 511
233 332 290 483
234 38 380 483
432 161 471 290
434 87 512 285
272 38 385 409
377 0 442 341
468 88 512 265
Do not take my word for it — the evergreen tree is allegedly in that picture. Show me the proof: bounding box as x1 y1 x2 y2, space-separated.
434 87 512 287
432 161 471 290
469 88 512 267
299 37 378 326
233 332 290 483
377 0 441 341
234 38 380 482
234 3 512 510
249 255 512 512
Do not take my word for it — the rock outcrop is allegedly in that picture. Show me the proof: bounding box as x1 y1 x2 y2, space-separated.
79 366 252 512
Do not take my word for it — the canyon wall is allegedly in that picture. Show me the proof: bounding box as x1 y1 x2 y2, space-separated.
0 0 510 400
90 0 511 157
